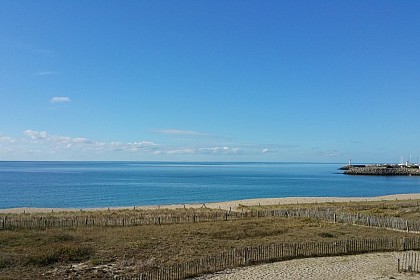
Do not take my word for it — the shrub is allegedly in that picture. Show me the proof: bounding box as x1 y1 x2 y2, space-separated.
27 244 93 266
0 257 12 268
318 232 335 238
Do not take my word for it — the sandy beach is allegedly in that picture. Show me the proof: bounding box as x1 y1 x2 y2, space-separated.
193 252 419 280
2 193 420 214
3 194 420 279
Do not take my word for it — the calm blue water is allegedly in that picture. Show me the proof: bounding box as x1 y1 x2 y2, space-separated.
1 161 420 209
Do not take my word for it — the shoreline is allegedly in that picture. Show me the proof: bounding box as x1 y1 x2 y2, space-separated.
2 193 420 214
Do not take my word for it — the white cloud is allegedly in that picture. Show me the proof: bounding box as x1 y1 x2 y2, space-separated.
262 148 279 153
156 129 206 136
0 134 17 155
23 130 48 140
198 146 240 154
166 146 241 155
15 42 56 55
107 141 159 152
50 96 71 103
22 130 159 153
0 135 16 143
310 147 344 158
53 136 93 145
13 129 310 160
35 71 61 75
167 148 196 155
322 150 343 157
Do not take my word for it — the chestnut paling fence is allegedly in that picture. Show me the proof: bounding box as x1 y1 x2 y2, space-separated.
3 207 420 279
398 252 420 273
399 251 420 273
2 207 420 233
115 237 420 280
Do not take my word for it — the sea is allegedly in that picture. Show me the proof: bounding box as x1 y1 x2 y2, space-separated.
1 161 420 209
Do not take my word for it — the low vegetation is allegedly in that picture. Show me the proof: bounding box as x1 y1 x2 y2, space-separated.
1 200 420 279
240 199 420 220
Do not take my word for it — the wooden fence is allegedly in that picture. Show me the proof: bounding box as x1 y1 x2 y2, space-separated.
114 237 420 280
0 211 241 230
2 208 420 233
399 251 420 273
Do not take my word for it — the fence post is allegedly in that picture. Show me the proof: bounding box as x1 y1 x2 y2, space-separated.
333 214 337 223
401 237 406 251
345 239 349 254
243 248 248 264
406 220 409 233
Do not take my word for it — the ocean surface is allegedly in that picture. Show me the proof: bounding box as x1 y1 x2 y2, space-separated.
1 161 420 209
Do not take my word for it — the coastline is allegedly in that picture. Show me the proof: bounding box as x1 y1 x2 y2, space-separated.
2 193 420 214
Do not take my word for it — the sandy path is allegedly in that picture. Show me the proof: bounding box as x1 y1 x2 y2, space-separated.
192 252 419 280
2 193 420 214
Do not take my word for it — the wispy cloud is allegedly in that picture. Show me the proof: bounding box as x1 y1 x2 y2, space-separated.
198 146 240 154
35 71 61 76
22 130 241 156
23 130 48 140
102 141 159 152
24 130 92 148
29 48 56 55
166 146 241 155
262 147 279 153
9 129 306 160
15 42 56 55
0 135 16 143
156 129 206 136
311 146 344 158
50 96 71 103
322 149 343 157
22 130 159 153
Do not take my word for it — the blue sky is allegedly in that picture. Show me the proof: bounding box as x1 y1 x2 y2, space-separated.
1 1 420 162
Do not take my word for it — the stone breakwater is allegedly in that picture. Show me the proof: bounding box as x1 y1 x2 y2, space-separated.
341 165 420 176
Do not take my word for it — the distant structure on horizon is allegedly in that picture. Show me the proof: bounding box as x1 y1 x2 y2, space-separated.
341 156 420 176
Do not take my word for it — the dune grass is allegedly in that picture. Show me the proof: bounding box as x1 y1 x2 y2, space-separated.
240 199 420 219
1 200 420 279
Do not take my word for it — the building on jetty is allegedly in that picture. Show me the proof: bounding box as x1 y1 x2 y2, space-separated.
340 163 420 176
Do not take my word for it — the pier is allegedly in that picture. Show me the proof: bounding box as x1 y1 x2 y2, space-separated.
340 164 420 176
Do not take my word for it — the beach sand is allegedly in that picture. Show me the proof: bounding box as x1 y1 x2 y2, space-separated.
192 251 419 280
3 194 420 279
2 193 420 214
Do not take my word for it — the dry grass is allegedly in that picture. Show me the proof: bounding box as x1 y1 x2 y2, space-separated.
0 206 415 279
240 199 420 220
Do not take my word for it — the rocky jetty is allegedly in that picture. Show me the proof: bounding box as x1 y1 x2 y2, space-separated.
341 164 420 176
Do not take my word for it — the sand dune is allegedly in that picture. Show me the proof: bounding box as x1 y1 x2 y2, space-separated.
3 194 420 279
